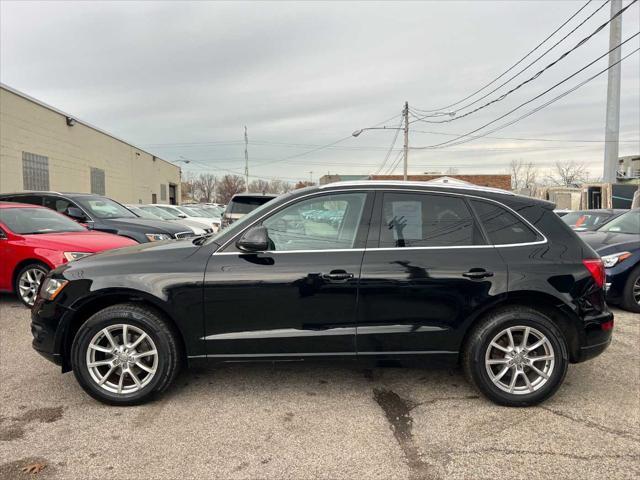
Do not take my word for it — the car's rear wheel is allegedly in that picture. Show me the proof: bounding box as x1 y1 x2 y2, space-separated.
620 264 640 313
15 263 49 307
463 306 568 407
71 303 181 405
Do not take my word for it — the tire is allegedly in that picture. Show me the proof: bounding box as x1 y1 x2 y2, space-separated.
462 306 569 407
15 262 49 307
620 264 640 313
71 303 181 406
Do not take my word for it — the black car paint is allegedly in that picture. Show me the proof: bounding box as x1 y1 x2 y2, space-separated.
31 183 613 373
0 192 190 243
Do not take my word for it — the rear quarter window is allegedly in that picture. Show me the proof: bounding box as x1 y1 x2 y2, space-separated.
470 200 540 245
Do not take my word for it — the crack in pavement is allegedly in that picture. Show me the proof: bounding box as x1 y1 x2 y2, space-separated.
373 389 480 480
540 406 640 443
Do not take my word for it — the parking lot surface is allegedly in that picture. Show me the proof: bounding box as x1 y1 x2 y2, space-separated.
1 296 638 480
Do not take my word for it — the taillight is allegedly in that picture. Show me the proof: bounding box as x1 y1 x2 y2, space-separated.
583 259 605 288
601 320 614 331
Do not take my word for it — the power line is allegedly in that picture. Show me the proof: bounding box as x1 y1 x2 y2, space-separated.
413 45 640 150
410 129 640 144
410 0 611 117
410 0 637 125
375 116 404 174
412 0 596 113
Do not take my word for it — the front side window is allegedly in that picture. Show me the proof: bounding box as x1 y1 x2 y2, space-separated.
598 210 639 235
43 196 74 213
470 199 540 245
380 193 481 248
262 193 367 251
0 207 85 234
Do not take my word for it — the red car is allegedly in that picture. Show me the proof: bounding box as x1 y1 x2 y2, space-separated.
0 202 137 306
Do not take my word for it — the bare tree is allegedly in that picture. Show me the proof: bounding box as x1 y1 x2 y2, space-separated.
509 159 538 190
216 175 246 203
194 173 217 202
268 179 293 194
180 172 197 203
445 167 459 175
545 160 589 187
248 179 271 194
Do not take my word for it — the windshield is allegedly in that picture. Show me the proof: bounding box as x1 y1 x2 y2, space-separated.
562 211 613 228
597 210 639 235
139 205 178 220
76 197 136 219
128 206 161 220
185 206 212 218
0 207 86 234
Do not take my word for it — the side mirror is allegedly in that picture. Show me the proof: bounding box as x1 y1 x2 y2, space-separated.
66 207 87 222
236 226 269 252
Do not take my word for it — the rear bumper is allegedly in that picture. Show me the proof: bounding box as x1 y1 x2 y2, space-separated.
573 310 614 363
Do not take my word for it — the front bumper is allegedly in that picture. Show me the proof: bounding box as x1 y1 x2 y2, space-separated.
31 297 75 371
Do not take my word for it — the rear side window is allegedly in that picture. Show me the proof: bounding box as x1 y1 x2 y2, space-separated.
43 196 74 213
471 200 540 245
380 193 483 247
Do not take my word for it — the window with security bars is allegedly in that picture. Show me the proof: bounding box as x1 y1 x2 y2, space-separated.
160 184 167 201
22 152 50 190
90 168 105 195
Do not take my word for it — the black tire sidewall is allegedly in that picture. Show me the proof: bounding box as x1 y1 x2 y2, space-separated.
468 310 568 407
71 306 172 405
622 265 640 313
15 263 49 307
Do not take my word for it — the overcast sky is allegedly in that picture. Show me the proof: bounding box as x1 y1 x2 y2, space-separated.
1 0 639 183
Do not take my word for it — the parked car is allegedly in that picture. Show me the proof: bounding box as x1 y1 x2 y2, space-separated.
579 209 640 312
180 205 222 232
221 193 277 228
0 192 195 243
31 181 612 406
151 204 219 232
0 202 136 306
561 209 626 232
126 204 210 236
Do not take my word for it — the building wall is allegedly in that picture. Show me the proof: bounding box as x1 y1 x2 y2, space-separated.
0 86 180 204
370 174 512 190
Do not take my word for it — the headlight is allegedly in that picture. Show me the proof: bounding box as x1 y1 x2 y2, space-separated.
145 233 172 242
39 277 69 301
601 251 632 268
63 252 92 262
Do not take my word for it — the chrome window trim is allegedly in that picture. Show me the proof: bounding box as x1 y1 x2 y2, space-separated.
213 187 547 255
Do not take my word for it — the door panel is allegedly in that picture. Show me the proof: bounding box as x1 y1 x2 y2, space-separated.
356 191 508 355
202 191 373 358
203 251 363 356
357 247 506 354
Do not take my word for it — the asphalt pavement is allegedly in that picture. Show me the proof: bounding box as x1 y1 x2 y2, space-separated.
1 295 638 479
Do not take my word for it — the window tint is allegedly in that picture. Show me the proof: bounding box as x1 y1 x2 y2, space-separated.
262 193 367 251
380 193 482 247
229 196 275 214
9 195 43 206
43 196 74 213
471 200 539 245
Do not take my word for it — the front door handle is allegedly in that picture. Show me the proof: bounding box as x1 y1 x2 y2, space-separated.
322 270 355 281
462 269 494 279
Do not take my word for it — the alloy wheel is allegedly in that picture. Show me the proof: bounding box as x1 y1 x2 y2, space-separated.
18 268 46 306
633 276 640 305
485 326 555 395
86 324 158 395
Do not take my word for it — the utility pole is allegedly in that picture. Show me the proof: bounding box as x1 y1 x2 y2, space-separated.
402 101 409 181
603 0 622 183
244 126 249 192
309 171 313 184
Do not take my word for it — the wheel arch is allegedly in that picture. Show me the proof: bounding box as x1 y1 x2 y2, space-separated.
12 258 53 292
459 291 583 363
60 289 187 372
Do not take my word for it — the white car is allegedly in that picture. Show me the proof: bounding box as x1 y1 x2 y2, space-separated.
127 205 212 235
151 204 220 232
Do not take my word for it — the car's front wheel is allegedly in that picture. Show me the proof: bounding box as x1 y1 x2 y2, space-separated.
463 306 568 407
71 304 181 405
621 264 640 313
15 262 49 307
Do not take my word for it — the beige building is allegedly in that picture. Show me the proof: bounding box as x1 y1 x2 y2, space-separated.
0 84 180 204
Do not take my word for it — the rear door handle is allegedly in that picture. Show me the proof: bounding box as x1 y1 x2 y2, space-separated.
462 269 494 279
322 270 355 281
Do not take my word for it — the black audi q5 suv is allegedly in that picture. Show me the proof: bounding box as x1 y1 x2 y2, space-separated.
31 181 613 406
